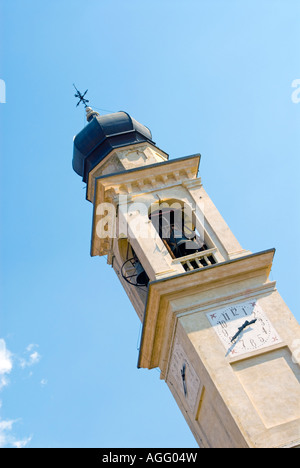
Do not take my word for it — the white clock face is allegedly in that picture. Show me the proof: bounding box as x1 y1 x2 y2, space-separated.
206 301 282 358
168 337 200 411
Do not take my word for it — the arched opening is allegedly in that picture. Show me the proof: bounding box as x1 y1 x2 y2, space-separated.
149 200 216 268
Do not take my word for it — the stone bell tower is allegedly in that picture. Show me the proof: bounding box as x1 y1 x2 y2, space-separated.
73 107 300 448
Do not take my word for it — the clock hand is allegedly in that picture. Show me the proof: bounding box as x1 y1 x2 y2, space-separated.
181 363 187 397
231 319 257 343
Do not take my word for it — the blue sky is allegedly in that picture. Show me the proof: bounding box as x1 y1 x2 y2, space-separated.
0 0 299 448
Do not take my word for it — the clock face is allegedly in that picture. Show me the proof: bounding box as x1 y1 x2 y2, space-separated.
168 337 200 411
206 301 282 358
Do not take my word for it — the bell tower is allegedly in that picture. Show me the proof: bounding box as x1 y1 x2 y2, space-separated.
73 107 300 448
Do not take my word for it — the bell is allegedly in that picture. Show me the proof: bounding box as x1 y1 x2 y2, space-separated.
175 238 201 257
135 260 149 286
169 229 203 258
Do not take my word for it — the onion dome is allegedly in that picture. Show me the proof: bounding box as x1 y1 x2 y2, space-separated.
73 108 155 182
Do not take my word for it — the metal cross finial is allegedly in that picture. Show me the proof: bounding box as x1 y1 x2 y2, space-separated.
73 83 89 108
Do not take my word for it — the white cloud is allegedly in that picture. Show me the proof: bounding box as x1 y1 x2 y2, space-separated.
0 339 13 373
26 344 37 353
12 436 32 449
0 418 32 448
0 339 13 390
0 340 42 381
19 344 41 369
0 376 9 391
0 339 37 448
0 418 15 432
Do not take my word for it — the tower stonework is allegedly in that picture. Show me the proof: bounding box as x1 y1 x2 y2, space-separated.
73 109 300 448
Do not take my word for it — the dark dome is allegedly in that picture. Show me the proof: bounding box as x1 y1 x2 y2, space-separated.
72 111 155 182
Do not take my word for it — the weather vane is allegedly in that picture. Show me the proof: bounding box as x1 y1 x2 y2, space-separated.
73 83 89 108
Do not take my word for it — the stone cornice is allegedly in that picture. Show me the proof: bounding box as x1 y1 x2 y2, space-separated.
137 249 276 371
90 154 201 257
